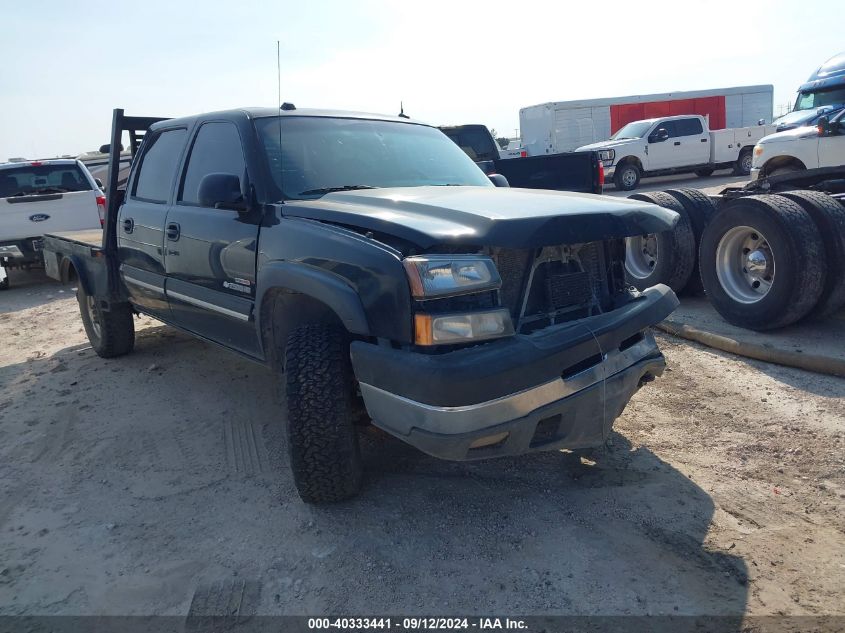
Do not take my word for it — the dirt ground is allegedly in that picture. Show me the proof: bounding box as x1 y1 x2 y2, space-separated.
0 268 843 619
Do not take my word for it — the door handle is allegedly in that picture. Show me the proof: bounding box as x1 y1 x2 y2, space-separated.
701 138 708 142
673 141 681 146
166 222 180 241
122 218 134 233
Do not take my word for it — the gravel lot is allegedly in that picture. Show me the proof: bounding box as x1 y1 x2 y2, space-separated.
1 260 843 618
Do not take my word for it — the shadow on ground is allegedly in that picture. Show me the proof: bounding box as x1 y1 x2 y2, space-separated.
0 325 747 622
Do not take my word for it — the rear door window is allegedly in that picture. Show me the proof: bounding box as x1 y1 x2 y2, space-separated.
676 118 704 136
132 128 187 203
0 164 92 198
179 122 246 205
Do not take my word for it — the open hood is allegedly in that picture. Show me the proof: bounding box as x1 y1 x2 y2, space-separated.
281 186 678 249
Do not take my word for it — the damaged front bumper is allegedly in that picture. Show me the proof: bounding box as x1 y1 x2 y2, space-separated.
351 284 678 461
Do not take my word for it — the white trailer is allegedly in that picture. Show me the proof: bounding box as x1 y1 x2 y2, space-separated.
520 85 773 156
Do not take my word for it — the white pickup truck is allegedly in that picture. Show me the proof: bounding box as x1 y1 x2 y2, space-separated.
0 159 104 290
751 109 845 179
577 115 776 191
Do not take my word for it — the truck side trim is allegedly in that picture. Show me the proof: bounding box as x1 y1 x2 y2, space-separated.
123 276 163 294
256 261 370 335
166 289 251 322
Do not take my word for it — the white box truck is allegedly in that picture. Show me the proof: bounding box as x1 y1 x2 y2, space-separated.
520 85 773 157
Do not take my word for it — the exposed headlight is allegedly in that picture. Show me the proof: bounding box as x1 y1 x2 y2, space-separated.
403 255 501 298
414 309 514 345
597 149 615 162
754 144 764 157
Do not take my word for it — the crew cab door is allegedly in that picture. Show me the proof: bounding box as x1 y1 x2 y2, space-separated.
646 120 676 169
163 120 261 356
674 117 710 165
818 112 845 167
117 127 188 318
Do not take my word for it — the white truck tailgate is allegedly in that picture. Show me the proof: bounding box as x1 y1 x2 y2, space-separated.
3 190 101 242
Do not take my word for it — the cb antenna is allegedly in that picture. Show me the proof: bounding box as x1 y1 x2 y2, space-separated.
398 101 409 119
276 41 281 111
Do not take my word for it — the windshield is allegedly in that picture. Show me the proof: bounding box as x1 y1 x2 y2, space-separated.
610 120 654 140
0 164 92 199
254 117 492 200
794 86 845 111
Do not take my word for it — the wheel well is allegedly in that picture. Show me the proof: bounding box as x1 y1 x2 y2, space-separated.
616 156 643 173
59 257 78 284
762 156 806 176
260 289 346 370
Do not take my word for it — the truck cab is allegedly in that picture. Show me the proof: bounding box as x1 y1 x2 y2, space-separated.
578 115 711 190
773 51 845 132
751 109 845 179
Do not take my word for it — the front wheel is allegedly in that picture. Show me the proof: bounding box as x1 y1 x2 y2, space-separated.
284 324 363 503
77 285 135 357
733 149 753 176
613 163 641 191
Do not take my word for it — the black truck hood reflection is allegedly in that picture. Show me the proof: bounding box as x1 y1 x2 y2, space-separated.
282 186 678 248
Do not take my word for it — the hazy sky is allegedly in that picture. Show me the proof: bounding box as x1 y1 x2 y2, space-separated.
1 0 841 160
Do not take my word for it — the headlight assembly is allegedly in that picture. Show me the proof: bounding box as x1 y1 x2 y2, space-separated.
598 149 615 162
414 309 514 345
403 255 501 298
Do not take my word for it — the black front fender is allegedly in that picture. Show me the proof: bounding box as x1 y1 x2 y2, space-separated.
255 261 370 337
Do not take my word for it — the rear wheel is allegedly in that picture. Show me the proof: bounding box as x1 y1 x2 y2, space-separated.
664 188 719 295
777 190 845 319
694 168 714 178
625 191 696 293
77 285 135 357
699 195 826 330
733 149 753 176
284 323 363 503
768 165 802 177
613 163 641 191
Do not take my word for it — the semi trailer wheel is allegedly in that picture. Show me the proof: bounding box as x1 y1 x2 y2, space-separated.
625 191 696 293
778 190 845 319
664 188 719 295
614 163 641 191
284 323 363 503
699 195 827 330
77 285 135 358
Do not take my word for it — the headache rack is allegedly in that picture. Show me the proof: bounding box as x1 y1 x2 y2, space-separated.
102 109 170 255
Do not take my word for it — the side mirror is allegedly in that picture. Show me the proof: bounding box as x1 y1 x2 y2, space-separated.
95 178 105 190
818 116 831 136
488 174 510 187
198 173 248 212
649 128 669 143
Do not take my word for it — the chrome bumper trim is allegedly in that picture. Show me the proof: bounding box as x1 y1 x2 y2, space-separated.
359 333 660 436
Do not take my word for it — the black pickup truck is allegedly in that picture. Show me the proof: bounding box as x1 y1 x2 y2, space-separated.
439 124 604 193
43 107 679 503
